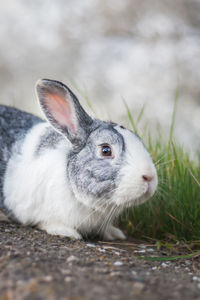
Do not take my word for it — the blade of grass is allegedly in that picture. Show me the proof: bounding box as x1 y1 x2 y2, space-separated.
169 88 179 146
136 104 145 124
185 164 200 188
122 97 138 135
70 79 96 115
140 250 200 261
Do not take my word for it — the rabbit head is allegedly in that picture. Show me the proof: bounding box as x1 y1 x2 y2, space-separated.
36 79 158 212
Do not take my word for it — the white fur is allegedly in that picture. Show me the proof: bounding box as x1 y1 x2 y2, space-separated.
3 122 157 241
3 123 121 240
114 126 158 207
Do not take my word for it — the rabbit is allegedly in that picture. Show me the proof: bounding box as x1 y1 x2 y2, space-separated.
0 79 158 240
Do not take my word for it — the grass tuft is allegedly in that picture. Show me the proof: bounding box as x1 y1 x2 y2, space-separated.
121 93 200 242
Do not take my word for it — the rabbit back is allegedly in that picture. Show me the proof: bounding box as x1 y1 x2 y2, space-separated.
0 105 42 211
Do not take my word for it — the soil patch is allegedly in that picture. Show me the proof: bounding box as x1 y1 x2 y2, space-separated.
0 222 200 300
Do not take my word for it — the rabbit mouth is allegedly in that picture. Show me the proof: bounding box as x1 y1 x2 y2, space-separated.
116 184 156 209
120 193 150 208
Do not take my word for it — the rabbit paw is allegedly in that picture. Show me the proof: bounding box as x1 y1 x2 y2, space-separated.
40 224 82 239
102 226 126 241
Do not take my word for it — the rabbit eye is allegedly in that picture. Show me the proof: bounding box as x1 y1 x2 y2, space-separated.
101 144 112 157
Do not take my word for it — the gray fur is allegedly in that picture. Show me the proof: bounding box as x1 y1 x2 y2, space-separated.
0 105 42 211
35 127 63 155
67 123 125 201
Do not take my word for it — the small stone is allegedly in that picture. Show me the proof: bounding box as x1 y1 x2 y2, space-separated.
147 248 154 252
145 271 150 276
132 282 145 293
60 269 71 275
152 266 157 270
99 256 105 260
110 271 120 277
67 255 78 263
161 262 168 268
114 261 123 266
86 243 96 248
98 248 106 253
41 275 53 282
134 249 146 253
64 276 72 282
113 251 120 256
131 270 137 276
192 276 199 281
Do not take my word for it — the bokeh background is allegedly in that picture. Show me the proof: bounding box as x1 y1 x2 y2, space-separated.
0 0 199 156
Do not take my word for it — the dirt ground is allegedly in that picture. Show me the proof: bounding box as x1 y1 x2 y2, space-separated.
0 222 200 300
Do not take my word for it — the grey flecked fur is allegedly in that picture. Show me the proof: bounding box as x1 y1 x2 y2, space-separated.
0 105 42 211
35 127 63 155
67 122 125 201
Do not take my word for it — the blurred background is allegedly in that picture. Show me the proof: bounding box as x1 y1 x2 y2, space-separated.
0 0 199 156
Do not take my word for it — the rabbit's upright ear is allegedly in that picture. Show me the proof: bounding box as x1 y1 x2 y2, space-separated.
36 79 94 148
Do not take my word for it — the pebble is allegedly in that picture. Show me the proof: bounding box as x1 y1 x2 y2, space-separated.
132 282 145 293
86 243 96 248
114 261 123 266
152 266 157 270
98 248 106 253
145 271 150 276
110 271 121 277
113 251 120 256
131 270 137 276
64 276 72 283
67 255 78 263
192 276 200 281
60 269 71 275
147 248 154 252
134 249 146 253
41 275 53 282
161 262 169 268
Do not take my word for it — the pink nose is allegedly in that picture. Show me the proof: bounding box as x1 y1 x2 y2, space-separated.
142 175 153 182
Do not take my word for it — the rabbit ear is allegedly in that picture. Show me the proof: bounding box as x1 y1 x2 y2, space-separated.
35 79 93 148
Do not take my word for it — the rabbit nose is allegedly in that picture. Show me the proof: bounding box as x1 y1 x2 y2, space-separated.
142 175 153 182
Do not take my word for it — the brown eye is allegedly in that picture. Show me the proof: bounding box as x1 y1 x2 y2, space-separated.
101 145 112 157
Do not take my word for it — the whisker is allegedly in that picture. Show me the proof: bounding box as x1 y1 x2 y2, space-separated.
102 205 119 237
97 205 116 235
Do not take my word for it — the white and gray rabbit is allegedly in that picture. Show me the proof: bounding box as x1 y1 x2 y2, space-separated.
0 79 158 240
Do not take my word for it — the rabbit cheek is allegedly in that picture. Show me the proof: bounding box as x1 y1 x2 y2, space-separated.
68 156 119 208
114 126 158 207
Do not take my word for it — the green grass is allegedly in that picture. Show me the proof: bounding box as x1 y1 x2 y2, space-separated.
121 93 200 242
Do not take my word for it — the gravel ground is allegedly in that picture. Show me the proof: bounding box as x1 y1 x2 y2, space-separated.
1 222 200 300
